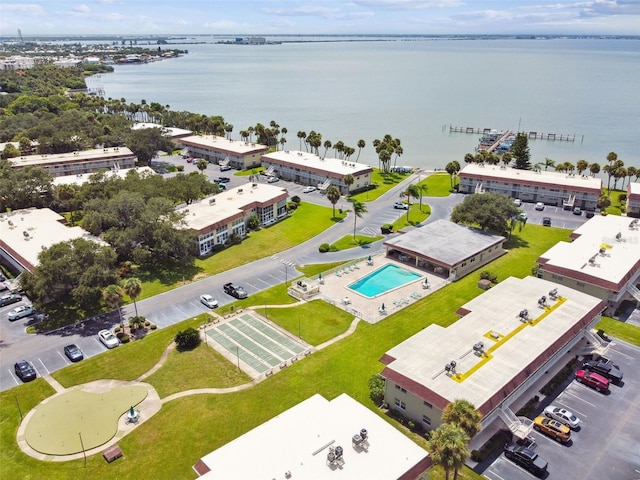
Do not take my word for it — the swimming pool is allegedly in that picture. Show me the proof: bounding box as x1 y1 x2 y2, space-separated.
348 264 422 298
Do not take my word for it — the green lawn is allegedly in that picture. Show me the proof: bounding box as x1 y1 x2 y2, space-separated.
234 167 264 176
330 234 383 251
0 224 579 479
596 316 640 346
392 203 431 231
349 168 413 202
138 202 345 298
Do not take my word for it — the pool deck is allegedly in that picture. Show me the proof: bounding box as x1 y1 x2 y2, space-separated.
315 256 448 324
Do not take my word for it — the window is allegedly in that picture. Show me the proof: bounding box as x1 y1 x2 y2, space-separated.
395 385 407 393
422 415 431 425
394 398 406 410
577 281 585 287
423 401 432 409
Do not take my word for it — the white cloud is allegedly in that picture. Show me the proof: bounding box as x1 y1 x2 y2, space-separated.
0 3 45 16
73 4 91 13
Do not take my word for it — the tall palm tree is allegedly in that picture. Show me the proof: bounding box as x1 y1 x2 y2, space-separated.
342 174 355 195
297 130 306 151
544 157 555 171
589 162 601 177
124 277 142 318
426 423 469 480
350 199 367 241
418 183 429 211
404 184 420 221
323 140 332 158
576 159 589 176
326 185 341 218
445 161 460 189
196 158 208 175
441 399 483 440
102 284 125 329
356 139 365 162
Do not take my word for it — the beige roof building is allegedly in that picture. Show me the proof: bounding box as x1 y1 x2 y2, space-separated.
193 393 430 480
179 135 268 170
536 214 640 313
380 276 605 434
0 208 105 272
626 181 640 218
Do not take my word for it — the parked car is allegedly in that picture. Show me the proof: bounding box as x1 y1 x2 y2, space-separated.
7 305 34 321
223 282 248 299
519 212 527 220
575 369 609 392
220 164 232 171
303 186 316 193
503 443 548 476
573 206 582 215
582 360 623 385
535 202 545 211
215 177 231 183
186 157 194 163
542 217 552 227
533 416 571 443
0 281 8 291
98 329 119 349
200 294 219 309
585 208 596 218
513 199 522 207
14 360 37 382
267 176 280 183
543 405 581 429
0 293 22 307
64 344 84 362
394 202 409 210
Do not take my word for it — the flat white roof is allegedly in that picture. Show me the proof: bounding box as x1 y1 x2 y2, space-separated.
180 135 268 155
9 147 135 168
460 164 602 191
383 276 603 410
178 182 288 231
538 214 640 287
262 150 373 177
0 208 105 271
384 220 505 266
131 122 192 138
197 393 428 480
52 167 156 186
629 182 640 196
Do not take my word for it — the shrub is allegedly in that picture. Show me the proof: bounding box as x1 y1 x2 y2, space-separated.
144 320 151 327
114 326 122 334
319 243 330 253
286 201 298 211
367 374 385 406
329 245 338 252
291 195 301 204
247 215 260 231
120 335 131 344
381 223 393 234
176 165 184 172
226 233 242 246
479 270 498 283
150 323 157 330
175 327 201 351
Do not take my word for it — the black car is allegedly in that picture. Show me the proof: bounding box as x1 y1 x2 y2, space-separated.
223 282 248 299
14 360 37 382
503 443 548 476
215 176 231 183
0 293 21 307
542 217 552 227
582 360 623 384
64 344 84 362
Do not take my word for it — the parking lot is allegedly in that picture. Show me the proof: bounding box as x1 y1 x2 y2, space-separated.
483 340 640 480
517 201 590 230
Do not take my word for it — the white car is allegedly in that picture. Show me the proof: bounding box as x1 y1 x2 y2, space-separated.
519 212 527 220
98 329 119 349
200 294 219 309
7 305 34 321
543 405 580 429
535 202 545 211
267 176 280 183
513 199 522 207
302 186 316 193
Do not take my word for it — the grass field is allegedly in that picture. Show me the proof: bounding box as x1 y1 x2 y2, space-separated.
0 223 626 480
330 234 383 250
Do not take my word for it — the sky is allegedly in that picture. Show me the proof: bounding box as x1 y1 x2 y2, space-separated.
0 0 639 37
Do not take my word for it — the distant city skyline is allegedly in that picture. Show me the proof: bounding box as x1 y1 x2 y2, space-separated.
1 0 639 37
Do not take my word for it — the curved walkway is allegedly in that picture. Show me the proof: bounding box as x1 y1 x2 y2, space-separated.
18 303 361 462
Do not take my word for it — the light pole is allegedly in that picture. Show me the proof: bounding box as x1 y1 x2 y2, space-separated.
79 432 87 467
298 316 301 339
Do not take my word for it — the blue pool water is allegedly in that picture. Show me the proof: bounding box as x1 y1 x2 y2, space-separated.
348 264 422 298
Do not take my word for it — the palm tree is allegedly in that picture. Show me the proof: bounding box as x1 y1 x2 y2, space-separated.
343 174 355 195
544 157 555 171
627 166 638 188
102 284 125 329
441 399 483 440
589 162 601 177
404 184 420 221
356 139 365 161
323 140 332 158
576 159 589 176
350 199 367 241
196 158 208 175
426 423 469 480
445 161 460 189
418 183 429 211
124 277 142 318
326 185 341 218
297 130 306 151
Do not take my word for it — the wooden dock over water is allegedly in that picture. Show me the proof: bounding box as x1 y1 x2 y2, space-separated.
448 125 576 142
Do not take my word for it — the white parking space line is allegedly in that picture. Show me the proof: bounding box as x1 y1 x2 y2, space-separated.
564 389 597 407
38 358 50 375
486 470 505 480
57 351 70 365
607 347 634 360
256 278 272 286
94 338 105 349
556 399 587 418
245 282 258 290
7 369 19 386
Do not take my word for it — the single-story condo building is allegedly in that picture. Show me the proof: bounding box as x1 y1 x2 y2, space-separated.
131 122 193 140
627 181 640 218
8 147 137 178
0 208 105 273
458 164 602 210
536 214 640 314
383 220 507 281
52 166 156 187
380 276 605 438
179 135 268 170
260 150 373 195
193 393 430 480
177 182 289 256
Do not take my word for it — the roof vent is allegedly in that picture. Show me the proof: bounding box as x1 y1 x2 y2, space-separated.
615 232 622 241
538 296 547 308
444 360 457 374
519 309 529 321
549 288 558 299
473 341 485 356
209 198 216 205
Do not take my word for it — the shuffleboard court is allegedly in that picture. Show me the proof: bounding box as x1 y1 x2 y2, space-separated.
241 314 306 354
230 318 293 360
207 328 270 373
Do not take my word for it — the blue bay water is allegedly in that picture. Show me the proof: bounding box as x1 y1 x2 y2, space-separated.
90 38 640 169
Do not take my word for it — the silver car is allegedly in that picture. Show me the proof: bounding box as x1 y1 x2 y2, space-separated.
8 305 34 321
543 405 580 429
98 329 119 349
200 294 219 309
